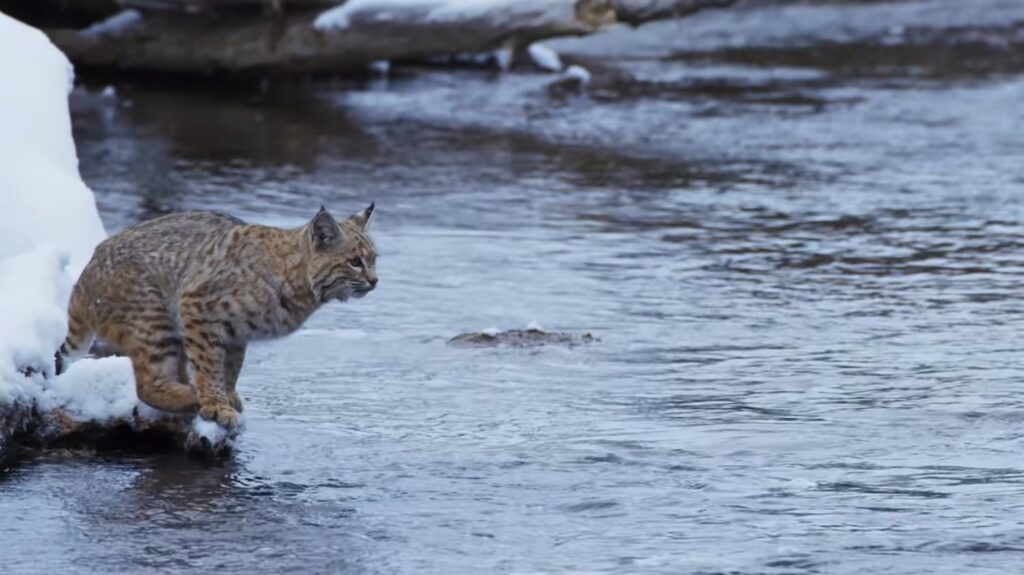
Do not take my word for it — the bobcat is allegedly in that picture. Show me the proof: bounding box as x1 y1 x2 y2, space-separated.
56 204 377 429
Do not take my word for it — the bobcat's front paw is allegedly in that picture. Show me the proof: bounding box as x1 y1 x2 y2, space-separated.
199 402 239 429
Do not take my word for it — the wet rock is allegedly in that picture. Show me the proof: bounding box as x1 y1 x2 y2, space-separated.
448 328 597 348
0 403 35 467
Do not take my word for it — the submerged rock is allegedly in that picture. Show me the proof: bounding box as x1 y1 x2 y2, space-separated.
448 328 596 348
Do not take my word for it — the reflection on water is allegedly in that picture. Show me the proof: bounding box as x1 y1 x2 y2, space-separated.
4 0 1024 573
1 453 372 572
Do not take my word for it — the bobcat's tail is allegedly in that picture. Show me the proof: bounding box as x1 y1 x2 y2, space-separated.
54 296 94 376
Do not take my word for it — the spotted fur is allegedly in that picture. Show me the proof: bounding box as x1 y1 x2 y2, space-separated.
57 205 377 429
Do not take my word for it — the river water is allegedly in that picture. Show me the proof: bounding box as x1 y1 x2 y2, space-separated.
3 1 1024 573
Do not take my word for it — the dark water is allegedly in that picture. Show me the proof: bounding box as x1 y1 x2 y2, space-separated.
4 1 1024 573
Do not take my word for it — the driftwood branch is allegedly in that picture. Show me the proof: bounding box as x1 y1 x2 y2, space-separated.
45 0 736 75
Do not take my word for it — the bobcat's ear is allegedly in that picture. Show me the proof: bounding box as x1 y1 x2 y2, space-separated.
310 206 341 249
349 202 375 230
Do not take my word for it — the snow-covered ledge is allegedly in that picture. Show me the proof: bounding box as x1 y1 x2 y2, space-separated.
0 13 232 464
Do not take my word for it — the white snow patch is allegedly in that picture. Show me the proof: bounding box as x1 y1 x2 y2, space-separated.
0 15 131 421
100 85 117 98
562 64 591 85
35 357 136 420
191 413 244 446
528 43 562 72
480 327 501 337
315 0 575 31
191 417 229 445
80 9 142 38
526 320 545 331
492 44 514 71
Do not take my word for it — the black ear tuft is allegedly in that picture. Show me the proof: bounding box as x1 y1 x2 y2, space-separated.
350 202 375 229
310 208 340 248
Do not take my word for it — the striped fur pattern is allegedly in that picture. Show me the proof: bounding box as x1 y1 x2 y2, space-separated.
58 205 377 429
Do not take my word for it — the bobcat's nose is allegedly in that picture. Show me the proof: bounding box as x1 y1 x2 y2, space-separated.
367 278 378 288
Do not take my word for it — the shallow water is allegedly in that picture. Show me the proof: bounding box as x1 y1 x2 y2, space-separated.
4 1 1024 573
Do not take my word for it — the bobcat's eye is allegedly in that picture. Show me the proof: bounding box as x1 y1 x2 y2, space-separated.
349 257 364 268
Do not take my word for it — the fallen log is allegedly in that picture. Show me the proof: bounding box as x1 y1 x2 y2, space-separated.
43 0 736 75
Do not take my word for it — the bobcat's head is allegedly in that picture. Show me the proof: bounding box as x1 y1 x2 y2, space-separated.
306 204 377 302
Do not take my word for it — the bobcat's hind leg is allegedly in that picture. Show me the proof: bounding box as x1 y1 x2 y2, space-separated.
92 290 199 413
127 335 199 414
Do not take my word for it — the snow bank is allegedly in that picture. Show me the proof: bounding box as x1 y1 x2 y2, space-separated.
0 13 106 379
0 15 238 455
0 13 127 417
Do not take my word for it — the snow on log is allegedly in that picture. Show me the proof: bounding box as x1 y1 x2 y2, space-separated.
0 13 232 465
43 0 735 75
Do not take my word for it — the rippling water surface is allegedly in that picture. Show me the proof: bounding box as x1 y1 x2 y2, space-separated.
3 1 1024 573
